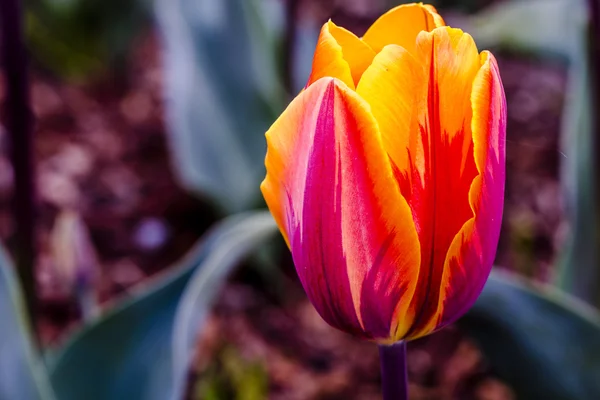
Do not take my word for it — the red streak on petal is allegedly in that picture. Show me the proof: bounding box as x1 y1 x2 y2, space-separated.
393 37 479 338
437 57 506 327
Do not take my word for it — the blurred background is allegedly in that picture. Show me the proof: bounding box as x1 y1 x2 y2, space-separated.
0 0 598 399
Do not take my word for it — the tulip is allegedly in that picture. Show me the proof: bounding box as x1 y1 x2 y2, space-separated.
262 2 505 348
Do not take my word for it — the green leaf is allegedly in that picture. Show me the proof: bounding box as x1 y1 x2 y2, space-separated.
171 212 277 399
466 0 599 305
461 270 600 399
467 0 586 58
291 22 319 94
47 211 276 400
156 0 286 213
0 248 55 400
25 0 151 80
193 346 268 400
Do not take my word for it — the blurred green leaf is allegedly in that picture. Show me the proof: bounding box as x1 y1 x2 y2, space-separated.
192 346 268 400
171 212 277 399
461 270 600 399
291 22 319 94
467 0 586 57
47 211 276 400
25 0 150 80
0 248 55 400
156 0 286 213
466 0 599 305
426 0 494 13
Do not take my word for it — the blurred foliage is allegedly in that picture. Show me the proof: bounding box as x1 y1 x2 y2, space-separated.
192 346 268 400
156 0 286 213
46 212 277 400
47 243 190 400
170 212 277 398
392 0 494 13
25 0 150 80
461 270 600 399
0 248 55 400
467 0 586 57
466 0 599 306
510 218 537 278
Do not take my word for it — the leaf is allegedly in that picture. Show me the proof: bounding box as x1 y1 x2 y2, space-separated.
461 270 600 399
291 22 319 94
466 0 599 305
170 212 277 399
25 0 151 80
0 248 55 400
46 211 277 400
191 345 269 399
155 0 286 213
467 0 586 58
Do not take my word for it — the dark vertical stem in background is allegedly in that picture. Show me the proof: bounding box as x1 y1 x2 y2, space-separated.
589 1 600 300
283 0 300 97
590 2 600 113
379 342 409 400
0 0 38 338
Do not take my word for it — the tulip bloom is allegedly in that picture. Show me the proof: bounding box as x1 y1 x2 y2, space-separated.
261 3 506 343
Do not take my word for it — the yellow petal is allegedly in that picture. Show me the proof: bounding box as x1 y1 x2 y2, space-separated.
362 3 445 55
356 44 424 182
306 22 355 89
415 27 481 145
327 21 376 86
471 51 506 174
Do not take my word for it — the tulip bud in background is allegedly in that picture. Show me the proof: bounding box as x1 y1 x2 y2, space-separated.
261 3 506 344
50 210 100 320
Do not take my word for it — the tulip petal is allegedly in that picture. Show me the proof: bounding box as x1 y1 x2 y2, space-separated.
261 78 421 341
329 21 377 86
362 3 445 55
435 52 506 328
306 22 357 89
356 44 423 182
358 27 484 339
406 27 484 339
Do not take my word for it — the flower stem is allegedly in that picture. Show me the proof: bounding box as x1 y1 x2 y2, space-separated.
378 342 409 400
0 0 38 342
588 0 600 307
